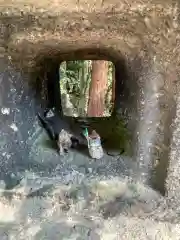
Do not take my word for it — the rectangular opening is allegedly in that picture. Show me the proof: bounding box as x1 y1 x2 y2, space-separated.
59 60 115 117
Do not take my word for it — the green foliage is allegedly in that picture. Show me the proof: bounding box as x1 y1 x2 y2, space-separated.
59 60 114 116
60 60 91 94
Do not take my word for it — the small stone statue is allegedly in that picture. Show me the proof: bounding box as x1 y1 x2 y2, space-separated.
37 111 80 156
57 129 80 156
57 129 72 155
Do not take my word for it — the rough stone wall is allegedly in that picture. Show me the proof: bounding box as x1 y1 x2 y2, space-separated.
0 0 179 197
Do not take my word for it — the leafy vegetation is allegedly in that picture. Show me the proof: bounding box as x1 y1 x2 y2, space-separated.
59 60 114 117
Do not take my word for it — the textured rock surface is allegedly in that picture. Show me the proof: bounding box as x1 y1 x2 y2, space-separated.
0 0 179 239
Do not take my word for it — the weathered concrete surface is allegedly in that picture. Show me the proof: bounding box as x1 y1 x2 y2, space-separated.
0 0 179 239
0 58 41 187
0 0 177 189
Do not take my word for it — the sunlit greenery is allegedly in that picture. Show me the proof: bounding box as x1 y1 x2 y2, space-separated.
59 60 114 117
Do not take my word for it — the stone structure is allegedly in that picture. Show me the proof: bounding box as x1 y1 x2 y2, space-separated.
0 0 180 229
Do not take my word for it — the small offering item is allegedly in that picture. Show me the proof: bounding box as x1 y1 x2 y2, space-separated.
83 128 104 159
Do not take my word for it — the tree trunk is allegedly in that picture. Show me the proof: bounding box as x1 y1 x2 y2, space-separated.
87 60 108 117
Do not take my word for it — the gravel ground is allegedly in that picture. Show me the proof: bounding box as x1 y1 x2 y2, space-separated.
0 130 180 240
